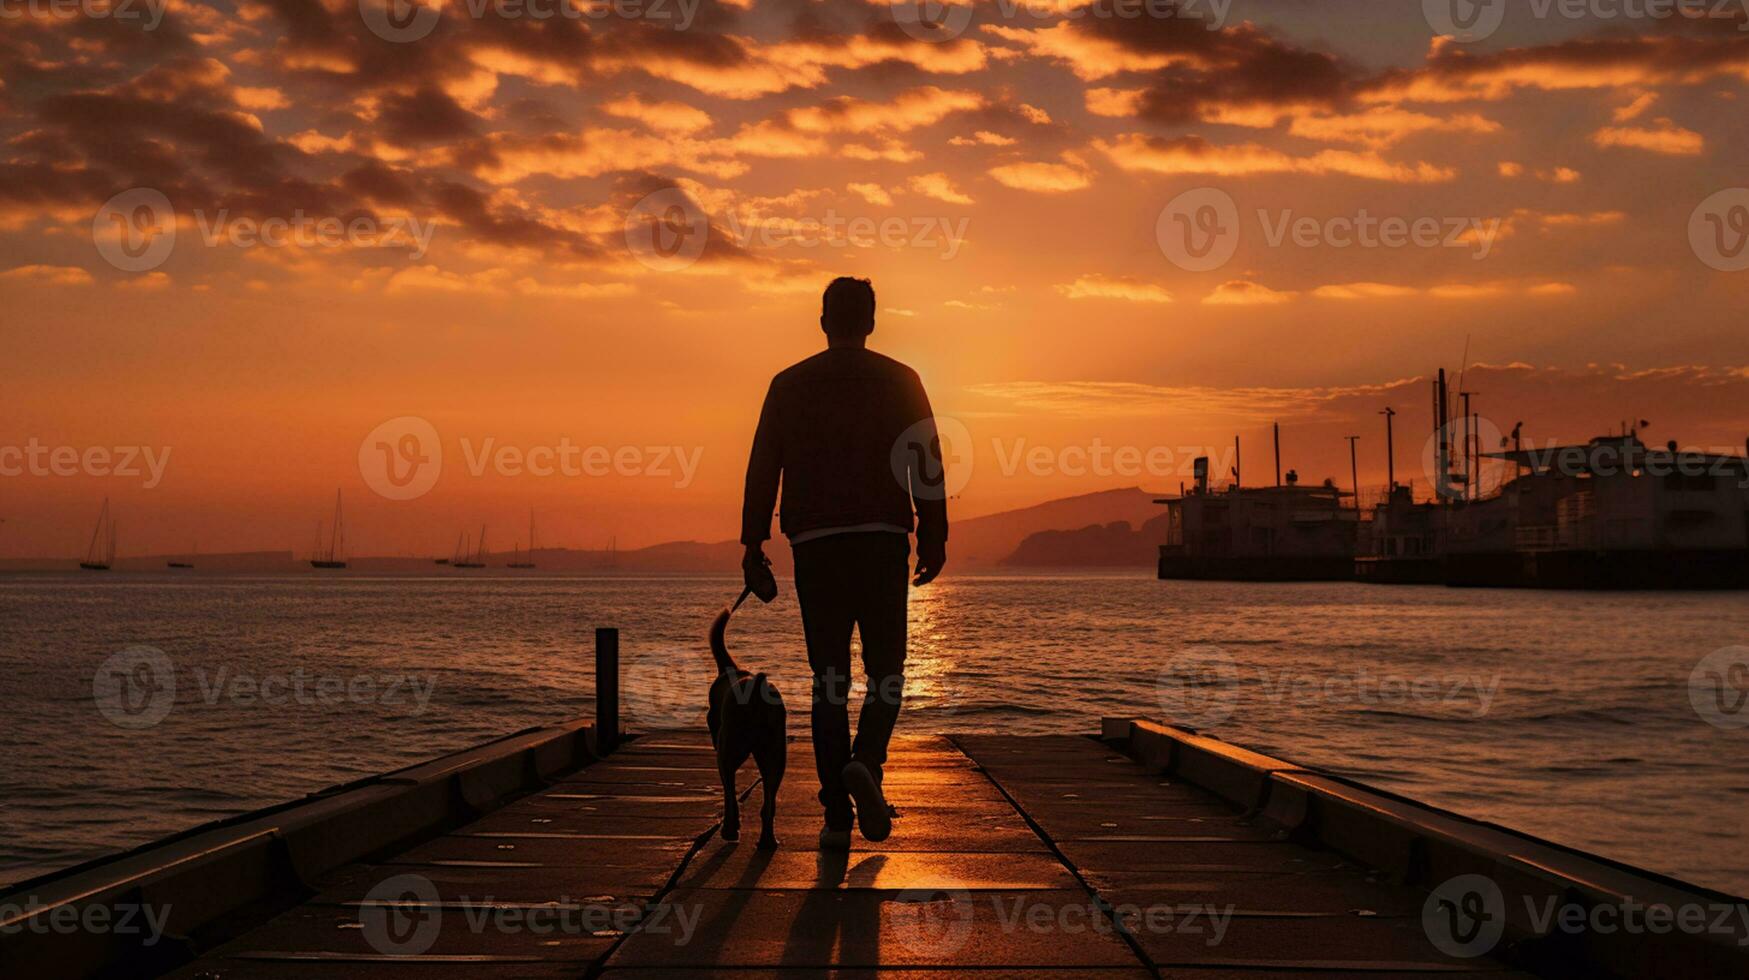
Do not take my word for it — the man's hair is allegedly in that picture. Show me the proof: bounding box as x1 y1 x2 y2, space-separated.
821 277 875 337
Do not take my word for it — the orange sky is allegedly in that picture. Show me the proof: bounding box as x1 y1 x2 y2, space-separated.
3 1 1748 556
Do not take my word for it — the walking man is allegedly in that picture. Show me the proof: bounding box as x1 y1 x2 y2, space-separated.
740 276 948 849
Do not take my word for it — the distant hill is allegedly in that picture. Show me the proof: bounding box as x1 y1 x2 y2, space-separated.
950 487 1166 566
1004 513 1173 568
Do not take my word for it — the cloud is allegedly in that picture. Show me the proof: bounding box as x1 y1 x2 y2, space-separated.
1312 280 1577 301
1311 282 1421 300
1613 92 1659 122
988 158 1092 193
1096 134 1455 183
908 172 974 205
233 87 289 111
1370 35 1749 105
1203 280 1292 305
600 95 714 135
1085 87 1146 118
964 378 1409 422
610 32 992 99
949 130 1018 147
847 182 893 206
116 272 171 290
1 264 93 285
1058 273 1172 303
784 86 984 133
1591 121 1705 155
1286 107 1501 148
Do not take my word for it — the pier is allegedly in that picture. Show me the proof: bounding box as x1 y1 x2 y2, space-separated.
4 635 1746 978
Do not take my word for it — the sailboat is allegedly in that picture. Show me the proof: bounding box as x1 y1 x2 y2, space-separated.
310 490 347 569
507 509 537 568
453 525 487 568
437 530 462 565
80 499 116 571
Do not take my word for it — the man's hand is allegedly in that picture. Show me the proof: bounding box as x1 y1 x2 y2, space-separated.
743 545 778 602
913 541 946 587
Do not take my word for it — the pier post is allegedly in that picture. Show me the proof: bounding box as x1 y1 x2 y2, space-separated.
595 627 620 751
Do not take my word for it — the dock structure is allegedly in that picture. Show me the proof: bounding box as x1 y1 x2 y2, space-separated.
8 719 1746 978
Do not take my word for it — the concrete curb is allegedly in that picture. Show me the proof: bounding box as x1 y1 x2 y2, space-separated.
1101 716 1748 979
0 718 599 979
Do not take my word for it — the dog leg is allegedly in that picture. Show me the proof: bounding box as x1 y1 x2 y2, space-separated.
716 695 740 842
756 730 786 850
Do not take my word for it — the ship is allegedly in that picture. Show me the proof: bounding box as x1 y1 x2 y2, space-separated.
1156 426 1359 581
1439 433 1749 589
167 539 195 569
1160 367 1749 589
309 490 347 569
452 525 487 568
1363 368 1749 589
80 499 116 571
506 509 538 568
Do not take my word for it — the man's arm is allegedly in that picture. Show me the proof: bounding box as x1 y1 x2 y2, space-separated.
908 375 948 586
740 382 782 571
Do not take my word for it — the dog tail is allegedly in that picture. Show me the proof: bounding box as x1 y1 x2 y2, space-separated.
709 606 739 676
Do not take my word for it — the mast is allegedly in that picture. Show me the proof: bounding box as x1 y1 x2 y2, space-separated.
1346 435 1360 511
1273 422 1282 488
1435 369 1452 502
330 490 344 561
1380 407 1397 491
86 498 110 565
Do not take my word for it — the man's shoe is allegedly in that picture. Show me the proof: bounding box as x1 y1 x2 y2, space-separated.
842 761 892 842
818 825 851 850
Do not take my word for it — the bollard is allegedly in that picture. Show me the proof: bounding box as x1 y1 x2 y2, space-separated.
595 627 619 752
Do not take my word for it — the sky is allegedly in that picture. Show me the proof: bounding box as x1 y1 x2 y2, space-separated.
2 0 1748 556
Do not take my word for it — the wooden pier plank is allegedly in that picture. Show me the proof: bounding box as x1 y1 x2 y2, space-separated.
955 733 1543 978
164 730 1553 979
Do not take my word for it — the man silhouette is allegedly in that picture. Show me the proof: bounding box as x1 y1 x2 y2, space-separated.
741 277 948 849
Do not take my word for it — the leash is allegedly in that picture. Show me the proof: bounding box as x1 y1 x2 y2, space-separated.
732 553 777 615
729 586 754 615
